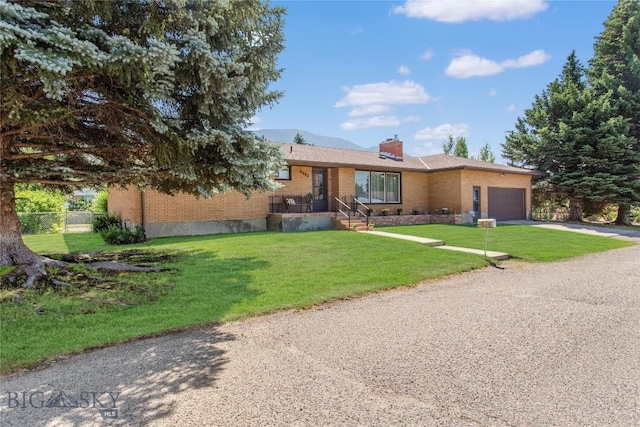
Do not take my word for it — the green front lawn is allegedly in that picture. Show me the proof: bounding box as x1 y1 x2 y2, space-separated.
380 224 633 262
1 225 632 374
2 230 486 374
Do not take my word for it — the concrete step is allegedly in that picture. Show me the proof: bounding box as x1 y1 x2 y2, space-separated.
333 217 367 230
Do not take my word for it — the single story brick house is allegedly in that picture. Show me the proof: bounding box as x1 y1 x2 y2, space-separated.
108 137 537 238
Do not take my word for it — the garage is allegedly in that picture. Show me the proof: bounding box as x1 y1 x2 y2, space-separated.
488 187 525 221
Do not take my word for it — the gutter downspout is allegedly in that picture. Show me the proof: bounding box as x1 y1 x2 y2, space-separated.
141 190 146 237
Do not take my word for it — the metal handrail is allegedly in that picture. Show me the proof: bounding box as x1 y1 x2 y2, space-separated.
353 197 371 224
334 197 353 228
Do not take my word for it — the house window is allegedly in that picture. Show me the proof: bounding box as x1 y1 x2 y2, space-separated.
355 171 401 203
274 167 291 180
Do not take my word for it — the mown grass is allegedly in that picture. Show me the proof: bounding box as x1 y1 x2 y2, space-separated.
2 225 632 374
2 230 486 374
380 224 633 262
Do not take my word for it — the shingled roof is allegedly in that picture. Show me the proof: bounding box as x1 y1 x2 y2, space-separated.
278 143 538 175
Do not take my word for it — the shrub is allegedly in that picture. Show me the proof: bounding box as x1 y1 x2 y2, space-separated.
91 214 121 234
92 213 144 244
101 224 145 245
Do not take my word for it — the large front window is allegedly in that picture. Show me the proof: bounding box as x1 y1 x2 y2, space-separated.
355 171 401 203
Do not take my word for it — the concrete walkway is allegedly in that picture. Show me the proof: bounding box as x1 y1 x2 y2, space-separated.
362 230 511 260
503 220 640 243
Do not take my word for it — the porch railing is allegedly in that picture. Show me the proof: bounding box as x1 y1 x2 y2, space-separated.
269 194 313 213
333 196 370 226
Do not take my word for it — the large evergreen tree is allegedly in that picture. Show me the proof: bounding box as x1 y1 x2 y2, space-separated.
0 0 286 269
588 0 640 225
502 52 596 220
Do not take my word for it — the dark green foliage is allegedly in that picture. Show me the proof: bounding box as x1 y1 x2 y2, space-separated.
502 0 640 224
503 41 640 221
293 132 307 145
101 224 145 245
92 213 144 245
91 214 121 234
587 0 640 224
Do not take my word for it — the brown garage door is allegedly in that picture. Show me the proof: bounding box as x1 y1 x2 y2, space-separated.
488 188 525 221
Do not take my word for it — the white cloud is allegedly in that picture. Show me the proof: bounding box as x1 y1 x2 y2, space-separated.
341 115 421 130
420 49 434 60
502 49 551 68
415 123 469 140
341 116 400 130
335 80 431 107
348 104 390 117
488 88 497 96
506 104 517 112
394 0 548 23
397 65 411 75
351 26 363 34
445 49 551 78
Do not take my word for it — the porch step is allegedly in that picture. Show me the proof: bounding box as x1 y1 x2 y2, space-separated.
333 217 367 230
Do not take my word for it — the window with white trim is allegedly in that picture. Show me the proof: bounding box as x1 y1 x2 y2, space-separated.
274 167 291 180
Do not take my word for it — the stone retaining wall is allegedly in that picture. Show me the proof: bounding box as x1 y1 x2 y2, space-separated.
370 214 463 226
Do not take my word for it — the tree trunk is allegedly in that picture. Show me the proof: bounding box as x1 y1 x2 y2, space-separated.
0 180 40 266
614 203 631 226
568 198 583 222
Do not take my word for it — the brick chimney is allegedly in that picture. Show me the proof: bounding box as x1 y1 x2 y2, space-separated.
379 135 403 161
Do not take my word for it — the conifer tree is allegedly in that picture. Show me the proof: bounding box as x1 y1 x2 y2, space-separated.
588 0 640 225
503 52 593 220
0 0 286 270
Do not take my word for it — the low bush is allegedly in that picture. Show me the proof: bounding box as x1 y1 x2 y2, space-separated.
101 224 145 245
91 214 121 233
92 213 145 244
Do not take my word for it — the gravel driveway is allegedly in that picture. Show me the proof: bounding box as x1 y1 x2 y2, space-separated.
1 244 639 426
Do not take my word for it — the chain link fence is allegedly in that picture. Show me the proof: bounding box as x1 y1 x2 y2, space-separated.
17 211 103 234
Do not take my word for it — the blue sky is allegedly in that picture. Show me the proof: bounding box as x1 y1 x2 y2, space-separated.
252 0 616 162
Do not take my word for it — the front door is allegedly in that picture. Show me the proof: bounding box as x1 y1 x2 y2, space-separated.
312 169 328 212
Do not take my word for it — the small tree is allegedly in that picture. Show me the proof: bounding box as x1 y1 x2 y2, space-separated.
478 143 495 163
442 135 454 155
293 132 307 145
453 136 469 158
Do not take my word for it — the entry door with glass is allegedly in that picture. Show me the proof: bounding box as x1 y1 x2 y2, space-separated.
312 169 328 212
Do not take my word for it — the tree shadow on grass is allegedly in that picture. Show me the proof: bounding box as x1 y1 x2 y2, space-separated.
1 249 269 425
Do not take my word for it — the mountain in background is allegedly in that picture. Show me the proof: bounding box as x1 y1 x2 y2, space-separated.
254 129 376 151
